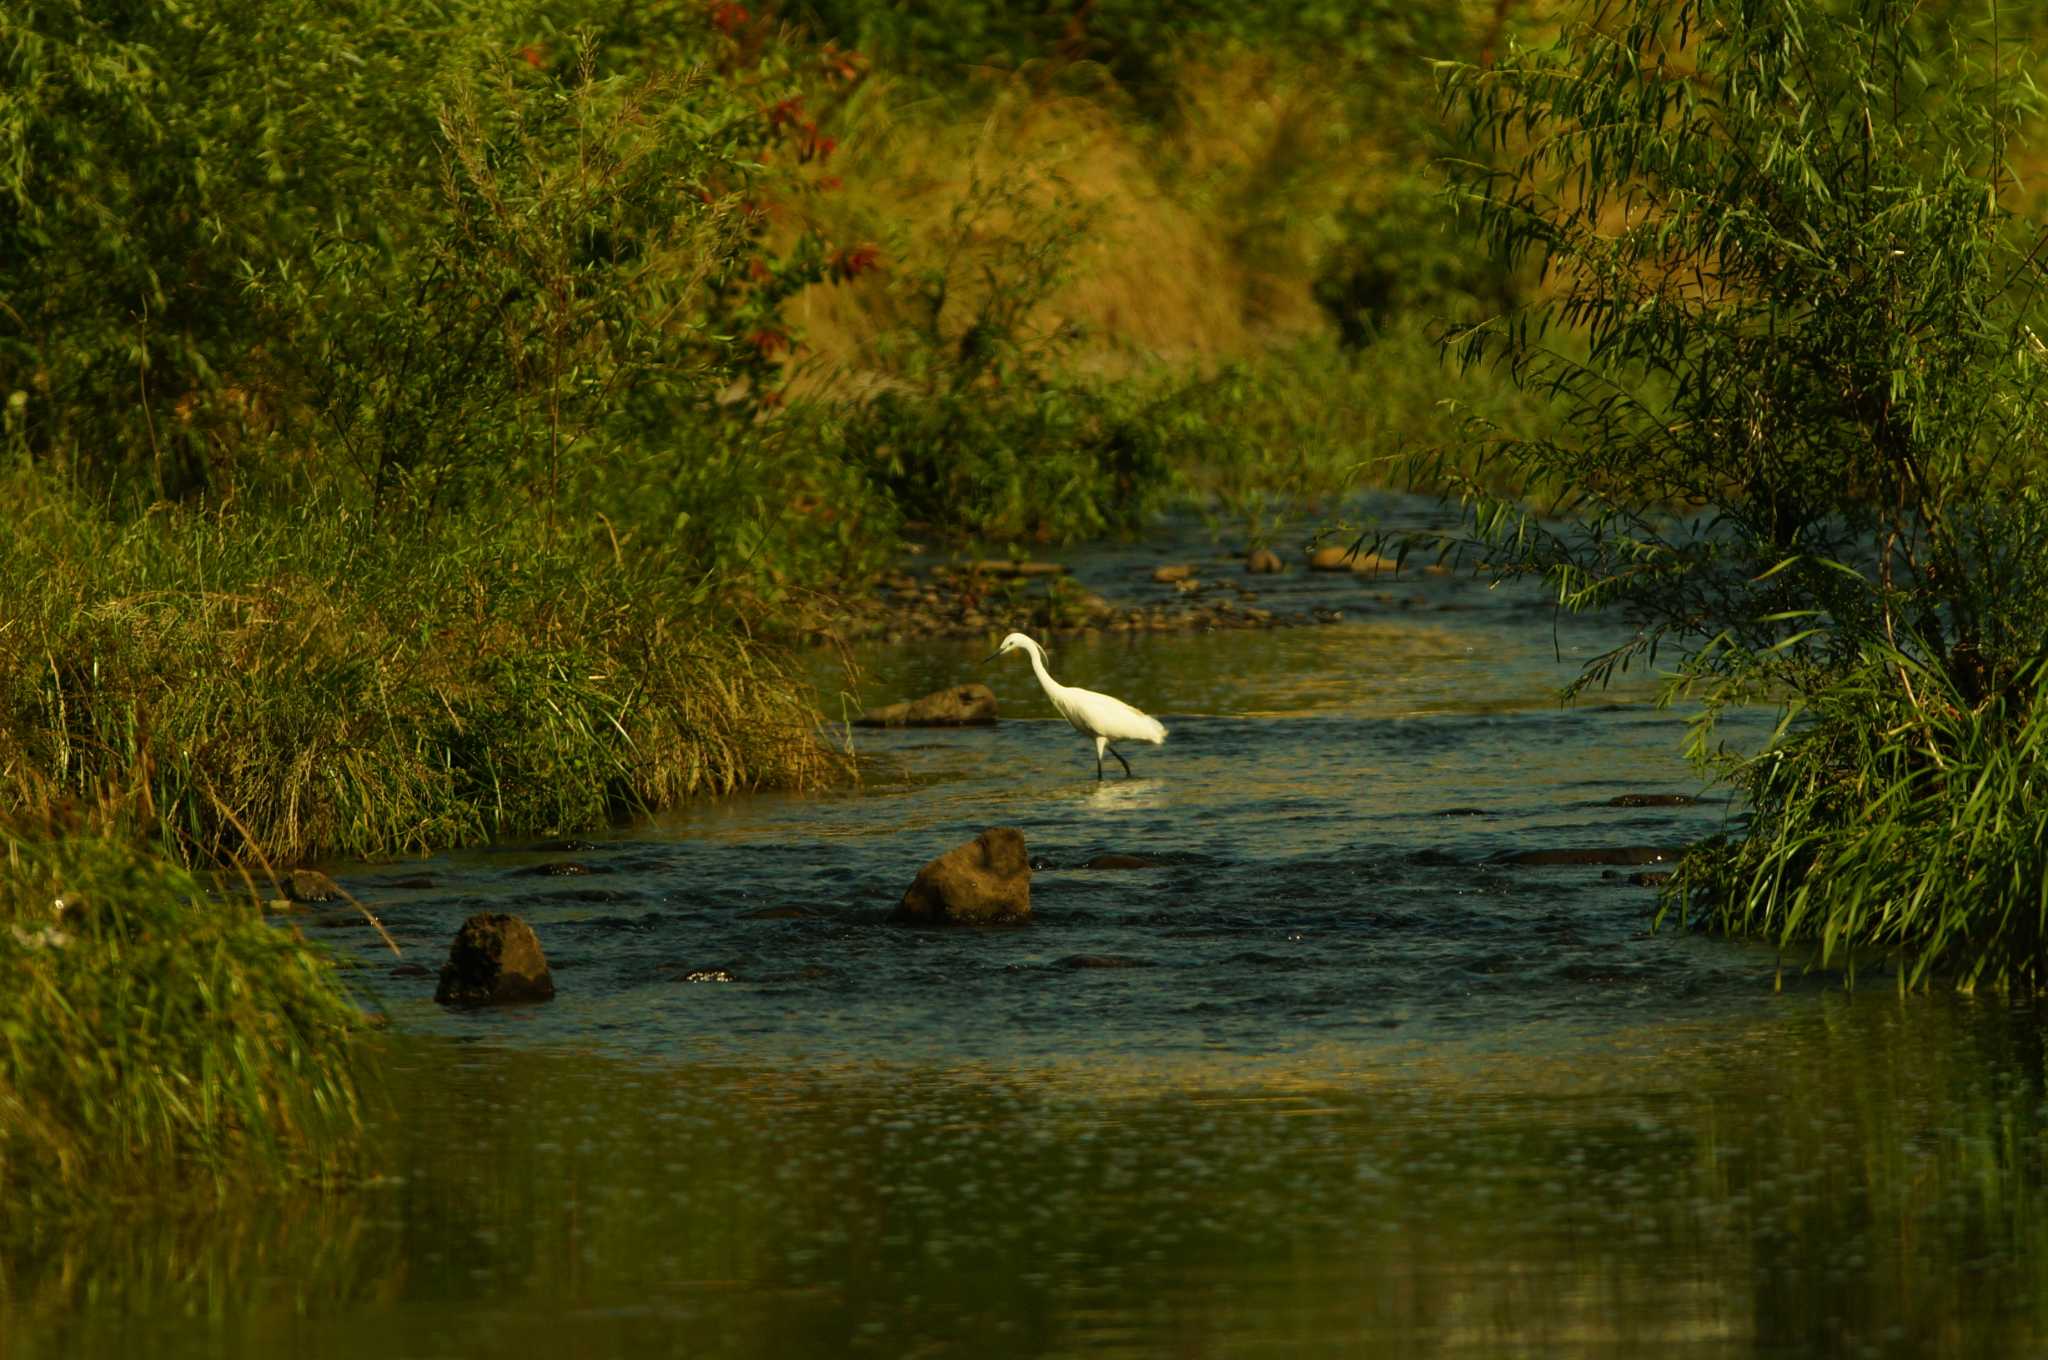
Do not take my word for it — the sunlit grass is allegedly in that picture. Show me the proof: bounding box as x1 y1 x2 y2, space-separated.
0 474 849 867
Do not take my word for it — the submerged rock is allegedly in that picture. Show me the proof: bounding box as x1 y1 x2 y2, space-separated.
1082 853 1162 870
283 868 342 903
855 682 1000 727
1245 547 1284 574
1152 563 1195 583
1494 846 1682 867
515 860 604 877
893 827 1032 925
434 912 556 1006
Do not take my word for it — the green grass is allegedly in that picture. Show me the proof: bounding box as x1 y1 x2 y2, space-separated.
1672 648 2048 994
0 807 366 1209
0 474 848 867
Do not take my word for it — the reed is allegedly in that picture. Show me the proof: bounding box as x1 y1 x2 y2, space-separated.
0 803 366 1208
0 476 846 868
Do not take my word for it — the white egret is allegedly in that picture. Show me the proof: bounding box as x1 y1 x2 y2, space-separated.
985 631 1166 779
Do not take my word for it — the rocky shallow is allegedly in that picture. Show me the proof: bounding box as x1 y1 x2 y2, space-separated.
822 546 1448 644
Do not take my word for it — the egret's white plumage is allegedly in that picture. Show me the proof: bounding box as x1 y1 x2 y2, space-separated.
986 631 1166 779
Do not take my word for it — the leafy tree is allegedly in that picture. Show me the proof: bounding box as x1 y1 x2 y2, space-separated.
1429 0 2048 987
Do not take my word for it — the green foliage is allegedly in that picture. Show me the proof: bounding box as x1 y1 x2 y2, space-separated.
804 169 1182 539
1312 174 1521 347
793 0 1464 118
0 474 846 867
1431 0 2048 986
0 811 365 1208
1675 636 2048 991
0 0 828 513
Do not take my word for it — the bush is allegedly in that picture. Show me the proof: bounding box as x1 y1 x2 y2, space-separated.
1430 0 2048 987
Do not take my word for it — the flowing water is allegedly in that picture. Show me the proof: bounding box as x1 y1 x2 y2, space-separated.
9 508 2048 1357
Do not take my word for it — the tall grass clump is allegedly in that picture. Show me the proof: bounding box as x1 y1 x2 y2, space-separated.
1429 0 2048 987
0 475 846 867
0 806 365 1209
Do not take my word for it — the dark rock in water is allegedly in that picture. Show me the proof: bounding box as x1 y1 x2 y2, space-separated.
740 905 824 920
893 827 1032 925
1082 853 1162 870
382 875 438 890
435 912 556 1007
1245 547 1284 574
390 963 433 979
1152 563 1195 583
1607 793 1700 807
284 869 342 903
855 682 999 727
1495 846 1681 867
542 886 635 904
1055 954 1155 969
516 860 602 877
305 907 372 929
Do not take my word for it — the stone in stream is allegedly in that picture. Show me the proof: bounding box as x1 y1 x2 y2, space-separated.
967 559 1067 578
854 682 999 728
1308 545 1400 574
1245 547 1285 574
892 827 1032 925
434 912 556 1006
283 868 343 903
1152 563 1196 583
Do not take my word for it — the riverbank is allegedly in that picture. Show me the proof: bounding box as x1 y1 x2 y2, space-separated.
0 806 366 1211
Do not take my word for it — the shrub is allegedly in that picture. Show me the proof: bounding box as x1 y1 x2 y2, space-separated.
1430 0 2048 987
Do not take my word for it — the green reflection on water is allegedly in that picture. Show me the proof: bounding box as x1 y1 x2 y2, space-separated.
818 618 1666 725
7 992 2047 1358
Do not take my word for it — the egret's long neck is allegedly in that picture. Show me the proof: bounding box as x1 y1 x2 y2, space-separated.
1023 644 1063 701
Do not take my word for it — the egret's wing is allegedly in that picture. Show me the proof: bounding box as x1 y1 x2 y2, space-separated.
1065 686 1167 744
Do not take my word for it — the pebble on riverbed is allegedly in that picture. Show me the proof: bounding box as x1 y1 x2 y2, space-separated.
892 828 1032 926
434 912 556 1007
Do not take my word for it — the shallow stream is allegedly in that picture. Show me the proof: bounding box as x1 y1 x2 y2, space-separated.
9 509 2048 1357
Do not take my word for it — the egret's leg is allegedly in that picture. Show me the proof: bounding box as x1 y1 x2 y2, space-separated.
1108 744 1134 778
1094 735 1107 780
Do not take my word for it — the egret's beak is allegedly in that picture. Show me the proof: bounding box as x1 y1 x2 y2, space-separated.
981 648 1004 664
